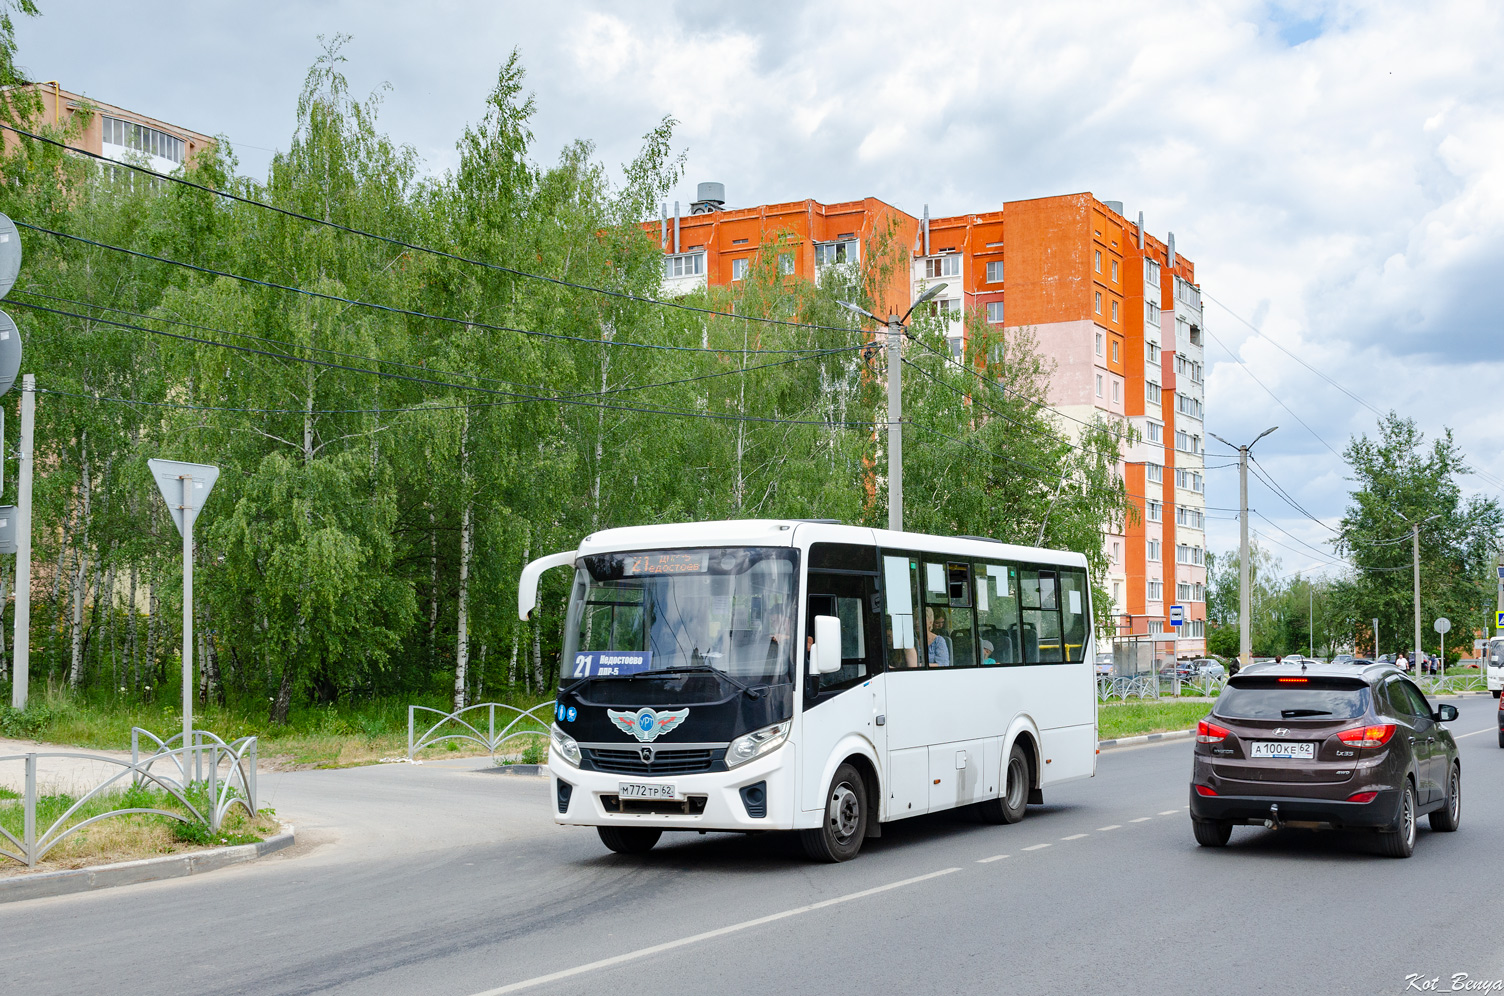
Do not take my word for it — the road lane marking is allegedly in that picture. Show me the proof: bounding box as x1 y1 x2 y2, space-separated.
977 854 1010 863
1022 843 1051 851
468 866 962 995
1158 810 1179 815
1130 817 1152 823
1062 834 1088 840
1097 825 1121 831
1455 728 1493 739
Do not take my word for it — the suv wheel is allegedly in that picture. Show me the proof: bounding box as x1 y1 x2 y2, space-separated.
1192 819 1232 847
800 763 867 862
1429 763 1461 832
1378 780 1416 858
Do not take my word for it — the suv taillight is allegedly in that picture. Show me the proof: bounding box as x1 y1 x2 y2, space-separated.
1336 724 1396 748
1196 720 1230 744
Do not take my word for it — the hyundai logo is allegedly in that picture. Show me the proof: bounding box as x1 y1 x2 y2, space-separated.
639 747 655 764
1272 727 1289 736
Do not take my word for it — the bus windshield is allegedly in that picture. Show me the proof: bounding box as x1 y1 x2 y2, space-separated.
561 547 799 689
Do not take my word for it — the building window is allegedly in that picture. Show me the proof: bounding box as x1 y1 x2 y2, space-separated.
778 253 795 275
1096 374 1104 398
1146 421 1162 443
1111 300 1119 323
986 260 1004 283
948 335 964 360
815 240 858 266
986 300 1005 324
1177 393 1203 419
1148 620 1165 635
1147 540 1161 561
663 252 706 278
1095 291 1103 315
1147 500 1162 522
1112 541 1120 562
924 254 961 278
102 115 185 164
1111 259 1119 282
1147 301 1162 326
1095 332 1104 357
1095 249 1102 273
731 258 749 281
1112 340 1119 362
1112 379 1121 403
1147 579 1163 601
1112 581 1121 602
1146 342 1160 364
1146 380 1161 405
1146 462 1163 484
934 298 962 321
1176 506 1205 529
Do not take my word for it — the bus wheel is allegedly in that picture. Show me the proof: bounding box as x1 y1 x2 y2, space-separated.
979 742 1030 825
801 763 867 862
597 826 662 854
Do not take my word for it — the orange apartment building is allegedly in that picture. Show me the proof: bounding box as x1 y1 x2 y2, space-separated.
657 184 1210 656
2 82 213 173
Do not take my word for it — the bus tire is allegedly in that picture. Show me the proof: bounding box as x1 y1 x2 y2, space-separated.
597 826 662 854
801 763 867 862
979 742 1030 825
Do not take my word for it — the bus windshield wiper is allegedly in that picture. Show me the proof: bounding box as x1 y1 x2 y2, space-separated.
650 665 763 698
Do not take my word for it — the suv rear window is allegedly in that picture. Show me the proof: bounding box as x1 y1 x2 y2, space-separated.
1213 678 1371 721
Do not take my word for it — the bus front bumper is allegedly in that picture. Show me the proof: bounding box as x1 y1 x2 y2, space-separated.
549 745 796 832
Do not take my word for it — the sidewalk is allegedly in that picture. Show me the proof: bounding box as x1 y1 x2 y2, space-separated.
0 737 145 796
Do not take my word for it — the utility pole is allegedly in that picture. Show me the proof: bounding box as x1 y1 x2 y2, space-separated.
1210 427 1276 670
1412 521 1422 671
1372 617 1379 659
839 282 948 535
1309 582 1314 658
886 312 903 534
9 375 32 709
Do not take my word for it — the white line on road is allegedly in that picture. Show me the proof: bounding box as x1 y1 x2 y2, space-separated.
1022 843 1052 851
1062 834 1088 840
1455 728 1494 739
467 866 962 995
1158 810 1179 815
1097 825 1121 831
977 854 1010 863
1130 817 1152 823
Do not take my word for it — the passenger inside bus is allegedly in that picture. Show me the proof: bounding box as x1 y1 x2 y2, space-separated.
925 607 953 667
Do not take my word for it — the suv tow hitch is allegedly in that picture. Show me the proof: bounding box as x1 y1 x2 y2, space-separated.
1263 803 1283 830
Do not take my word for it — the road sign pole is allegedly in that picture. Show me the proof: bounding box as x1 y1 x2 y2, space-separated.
181 475 194 780
9 375 32 709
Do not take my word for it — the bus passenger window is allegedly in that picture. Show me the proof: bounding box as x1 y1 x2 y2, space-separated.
882 555 921 668
1060 570 1089 662
1021 568 1063 663
945 562 977 667
973 562 1021 665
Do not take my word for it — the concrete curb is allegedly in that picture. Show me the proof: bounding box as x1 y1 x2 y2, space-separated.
481 764 548 776
0 825 295 904
1098 729 1195 750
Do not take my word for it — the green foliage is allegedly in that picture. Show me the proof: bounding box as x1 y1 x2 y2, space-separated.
1 700 57 739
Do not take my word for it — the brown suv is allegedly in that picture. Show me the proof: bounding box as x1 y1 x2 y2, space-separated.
1188 661 1461 857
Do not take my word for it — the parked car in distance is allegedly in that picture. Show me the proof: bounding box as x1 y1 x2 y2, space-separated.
1332 654 1356 664
1497 692 1503 749
1095 652 1114 677
1189 660 1461 858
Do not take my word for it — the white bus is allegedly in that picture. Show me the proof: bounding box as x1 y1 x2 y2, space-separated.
518 519 1098 862
1487 637 1503 697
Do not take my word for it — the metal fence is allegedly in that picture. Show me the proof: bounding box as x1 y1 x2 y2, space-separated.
0 729 258 869
1417 673 1488 696
1098 669 1227 701
407 702 554 759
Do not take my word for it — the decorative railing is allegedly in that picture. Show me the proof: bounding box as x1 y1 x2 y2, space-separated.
407 702 555 759
0 730 258 869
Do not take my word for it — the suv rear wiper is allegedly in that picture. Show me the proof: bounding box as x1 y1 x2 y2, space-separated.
1281 708 1332 717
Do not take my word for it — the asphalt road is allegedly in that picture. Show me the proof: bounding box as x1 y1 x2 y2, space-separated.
4 702 1501 996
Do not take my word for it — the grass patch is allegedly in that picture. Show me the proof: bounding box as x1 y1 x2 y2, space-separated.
1099 700 1212 740
0 690 554 770
0 781 282 875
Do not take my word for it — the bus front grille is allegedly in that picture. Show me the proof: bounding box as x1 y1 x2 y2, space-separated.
585 747 722 775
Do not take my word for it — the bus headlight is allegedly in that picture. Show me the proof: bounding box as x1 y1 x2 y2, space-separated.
551 724 581 766
726 722 790 768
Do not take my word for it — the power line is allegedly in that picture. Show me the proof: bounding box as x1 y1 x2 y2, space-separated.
16 221 849 357
1202 324 1344 459
0 121 863 337
1247 456 1338 534
9 300 878 430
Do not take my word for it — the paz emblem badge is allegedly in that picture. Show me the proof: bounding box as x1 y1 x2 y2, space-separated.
639 746 655 764
607 707 689 742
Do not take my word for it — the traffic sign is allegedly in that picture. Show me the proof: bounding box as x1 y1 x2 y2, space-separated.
1168 604 1184 627
1497 611 1504 629
1497 565 1504 581
147 459 219 536
1433 617 1451 635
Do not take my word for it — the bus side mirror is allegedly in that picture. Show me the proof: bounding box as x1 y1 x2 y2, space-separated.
811 615 843 675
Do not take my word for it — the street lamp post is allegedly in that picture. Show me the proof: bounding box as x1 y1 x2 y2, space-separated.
1209 427 1277 671
841 282 948 534
1398 512 1440 672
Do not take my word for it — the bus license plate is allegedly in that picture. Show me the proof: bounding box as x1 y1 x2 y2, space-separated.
618 782 681 800
1251 741 1314 759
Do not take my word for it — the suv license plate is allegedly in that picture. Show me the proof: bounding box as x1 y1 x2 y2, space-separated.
618 782 681 800
1250 741 1314 759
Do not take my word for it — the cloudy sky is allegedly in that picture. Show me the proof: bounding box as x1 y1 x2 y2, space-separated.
16 0 1504 575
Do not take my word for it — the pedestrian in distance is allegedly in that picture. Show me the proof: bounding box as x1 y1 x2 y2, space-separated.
1396 651 1409 673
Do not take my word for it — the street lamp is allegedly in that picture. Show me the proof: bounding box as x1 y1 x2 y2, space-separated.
841 282 948 533
1208 427 1277 671
1396 511 1440 672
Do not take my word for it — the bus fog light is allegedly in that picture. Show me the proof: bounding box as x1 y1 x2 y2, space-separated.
727 722 790 768
551 724 581 766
